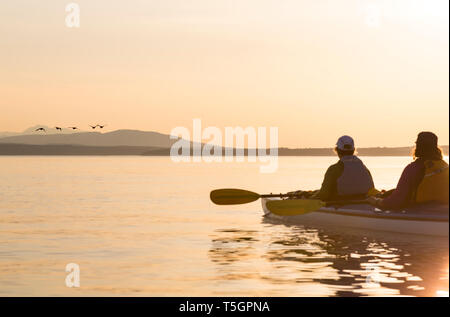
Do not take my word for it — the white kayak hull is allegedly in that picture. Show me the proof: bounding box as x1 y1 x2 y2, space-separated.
261 198 449 237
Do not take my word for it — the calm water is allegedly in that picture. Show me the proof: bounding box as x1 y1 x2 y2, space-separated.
0 156 448 297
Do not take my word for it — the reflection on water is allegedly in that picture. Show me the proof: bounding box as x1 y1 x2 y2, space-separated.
210 229 260 265
0 156 448 296
210 220 449 297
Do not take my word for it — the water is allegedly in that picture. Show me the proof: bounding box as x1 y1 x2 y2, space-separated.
0 156 448 296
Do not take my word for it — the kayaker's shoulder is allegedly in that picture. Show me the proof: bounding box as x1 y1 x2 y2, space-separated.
405 159 426 171
325 160 343 174
323 161 344 180
333 160 345 168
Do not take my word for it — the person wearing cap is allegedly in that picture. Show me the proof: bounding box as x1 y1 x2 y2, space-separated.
368 132 449 209
307 135 375 201
286 136 375 201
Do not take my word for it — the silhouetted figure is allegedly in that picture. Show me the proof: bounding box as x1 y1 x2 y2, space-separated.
368 132 449 209
288 135 375 201
96 124 106 129
68 127 78 130
89 125 97 129
55 127 62 131
35 127 46 132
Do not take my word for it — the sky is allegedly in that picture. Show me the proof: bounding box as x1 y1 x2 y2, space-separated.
0 0 448 148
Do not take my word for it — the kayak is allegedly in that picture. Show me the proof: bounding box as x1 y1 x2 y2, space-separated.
261 198 449 237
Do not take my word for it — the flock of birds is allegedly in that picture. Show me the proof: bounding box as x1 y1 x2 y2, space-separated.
35 124 107 132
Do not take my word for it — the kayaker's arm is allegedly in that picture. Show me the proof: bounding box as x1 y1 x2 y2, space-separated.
313 162 342 201
378 161 424 209
366 167 375 189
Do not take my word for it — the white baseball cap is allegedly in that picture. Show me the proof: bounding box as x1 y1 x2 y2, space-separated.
336 135 355 151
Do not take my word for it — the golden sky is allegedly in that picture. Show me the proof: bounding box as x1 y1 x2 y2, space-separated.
0 0 448 147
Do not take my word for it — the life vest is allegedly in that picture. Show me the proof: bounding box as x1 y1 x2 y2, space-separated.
336 156 374 196
415 160 449 204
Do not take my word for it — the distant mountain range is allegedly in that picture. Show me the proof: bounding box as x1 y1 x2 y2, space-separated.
0 125 87 137
0 129 178 147
0 127 448 156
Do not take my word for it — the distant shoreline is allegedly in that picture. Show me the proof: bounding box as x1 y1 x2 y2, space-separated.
0 143 448 156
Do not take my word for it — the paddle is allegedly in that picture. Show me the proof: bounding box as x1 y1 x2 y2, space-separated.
210 188 291 205
210 188 369 216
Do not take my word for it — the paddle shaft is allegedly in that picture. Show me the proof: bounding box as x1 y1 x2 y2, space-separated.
260 193 292 198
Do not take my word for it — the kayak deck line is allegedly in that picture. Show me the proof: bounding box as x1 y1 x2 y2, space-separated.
261 198 449 237
315 207 449 223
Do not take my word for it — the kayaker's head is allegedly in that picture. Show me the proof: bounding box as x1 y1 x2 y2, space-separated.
414 131 443 160
335 135 355 158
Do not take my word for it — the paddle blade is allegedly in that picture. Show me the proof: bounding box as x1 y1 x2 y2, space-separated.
266 199 326 216
210 189 261 205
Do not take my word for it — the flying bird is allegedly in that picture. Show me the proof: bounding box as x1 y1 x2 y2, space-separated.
35 127 46 132
96 124 107 129
89 125 97 129
55 127 62 131
68 127 78 130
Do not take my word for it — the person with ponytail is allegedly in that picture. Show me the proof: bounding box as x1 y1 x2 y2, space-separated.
368 132 449 209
